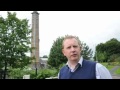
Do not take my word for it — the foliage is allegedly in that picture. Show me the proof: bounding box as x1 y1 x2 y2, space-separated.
47 36 67 69
36 68 57 79
0 12 33 69
100 62 114 70
109 54 120 62
105 38 120 57
95 38 120 62
9 68 30 79
96 51 107 62
81 42 93 60
114 68 120 75
8 67 57 79
42 55 48 58
114 56 120 64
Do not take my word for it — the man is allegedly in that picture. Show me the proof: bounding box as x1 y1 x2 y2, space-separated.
58 35 112 79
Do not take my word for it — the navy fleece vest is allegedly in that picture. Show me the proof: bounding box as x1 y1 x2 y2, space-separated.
59 60 96 79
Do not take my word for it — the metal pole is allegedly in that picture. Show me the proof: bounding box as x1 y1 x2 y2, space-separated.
35 60 37 79
35 67 37 77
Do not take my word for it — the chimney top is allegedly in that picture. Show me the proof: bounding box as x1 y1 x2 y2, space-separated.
31 11 39 15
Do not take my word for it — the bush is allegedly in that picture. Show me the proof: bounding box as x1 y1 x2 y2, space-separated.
36 68 58 79
9 68 35 79
8 68 58 79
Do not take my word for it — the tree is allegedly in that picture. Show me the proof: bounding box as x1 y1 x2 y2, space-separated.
0 12 33 79
47 36 67 69
96 51 107 62
94 38 120 62
47 35 93 69
42 55 48 58
105 38 120 57
81 42 93 60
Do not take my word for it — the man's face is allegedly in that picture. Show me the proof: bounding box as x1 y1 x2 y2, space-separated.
62 38 81 61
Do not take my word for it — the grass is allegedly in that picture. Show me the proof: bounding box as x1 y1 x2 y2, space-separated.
100 62 114 70
100 62 108 66
101 62 120 75
106 65 115 70
114 68 120 75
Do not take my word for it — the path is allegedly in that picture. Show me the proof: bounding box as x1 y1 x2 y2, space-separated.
109 66 120 79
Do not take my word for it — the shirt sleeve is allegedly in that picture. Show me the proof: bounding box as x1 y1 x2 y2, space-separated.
96 63 112 79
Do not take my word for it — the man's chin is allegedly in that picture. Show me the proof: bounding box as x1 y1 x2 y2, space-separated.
71 57 79 61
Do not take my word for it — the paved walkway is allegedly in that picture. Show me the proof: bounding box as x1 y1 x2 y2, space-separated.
109 66 120 79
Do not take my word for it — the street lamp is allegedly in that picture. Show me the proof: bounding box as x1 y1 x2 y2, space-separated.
35 60 38 78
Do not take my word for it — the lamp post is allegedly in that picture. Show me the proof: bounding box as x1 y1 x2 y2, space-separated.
35 60 38 78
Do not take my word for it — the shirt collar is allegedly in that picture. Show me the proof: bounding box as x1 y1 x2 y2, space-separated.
66 56 83 67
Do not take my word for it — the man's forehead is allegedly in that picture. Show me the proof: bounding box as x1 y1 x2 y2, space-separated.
64 38 77 43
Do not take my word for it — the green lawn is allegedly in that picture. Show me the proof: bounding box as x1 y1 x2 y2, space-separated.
100 62 114 70
114 68 120 75
106 65 115 70
100 62 120 75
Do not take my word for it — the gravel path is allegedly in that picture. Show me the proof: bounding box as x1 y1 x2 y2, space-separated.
109 66 120 79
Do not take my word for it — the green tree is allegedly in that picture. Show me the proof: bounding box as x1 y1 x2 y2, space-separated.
0 12 33 79
47 36 67 69
81 42 93 60
95 38 120 62
42 55 48 58
109 54 120 62
96 51 107 62
105 38 120 57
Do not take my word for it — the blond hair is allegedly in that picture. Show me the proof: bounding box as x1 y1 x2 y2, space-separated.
62 35 82 49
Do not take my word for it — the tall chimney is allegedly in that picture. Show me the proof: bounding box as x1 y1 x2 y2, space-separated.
31 11 40 69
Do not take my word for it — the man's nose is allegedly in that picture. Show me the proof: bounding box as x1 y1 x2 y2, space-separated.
71 46 75 51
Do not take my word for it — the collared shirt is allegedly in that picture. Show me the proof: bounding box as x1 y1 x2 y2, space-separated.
58 56 112 79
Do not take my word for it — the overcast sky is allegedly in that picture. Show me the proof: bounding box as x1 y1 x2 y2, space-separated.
0 11 120 57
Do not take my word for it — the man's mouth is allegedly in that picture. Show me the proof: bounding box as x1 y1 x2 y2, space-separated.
71 54 77 57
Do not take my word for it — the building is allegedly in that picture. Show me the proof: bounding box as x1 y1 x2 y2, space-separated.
40 57 48 68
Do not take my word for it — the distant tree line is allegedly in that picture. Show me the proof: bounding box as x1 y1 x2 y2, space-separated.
94 38 120 63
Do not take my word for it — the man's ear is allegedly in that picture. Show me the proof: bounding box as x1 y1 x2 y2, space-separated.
80 46 82 52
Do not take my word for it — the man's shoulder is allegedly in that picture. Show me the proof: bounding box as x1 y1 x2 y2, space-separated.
96 62 105 68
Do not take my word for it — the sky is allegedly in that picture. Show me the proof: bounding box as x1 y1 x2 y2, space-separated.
0 11 120 57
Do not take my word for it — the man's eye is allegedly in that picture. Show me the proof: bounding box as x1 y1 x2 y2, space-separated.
67 46 71 49
73 46 77 48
